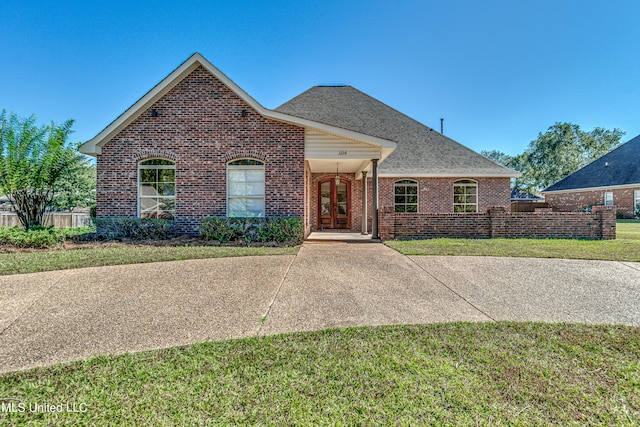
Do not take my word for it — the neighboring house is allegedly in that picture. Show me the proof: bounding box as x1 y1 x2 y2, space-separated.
80 53 519 236
544 135 640 218
510 188 543 202
510 188 547 212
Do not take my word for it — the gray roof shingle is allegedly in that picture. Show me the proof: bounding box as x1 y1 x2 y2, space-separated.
275 86 517 176
544 134 640 192
510 188 543 201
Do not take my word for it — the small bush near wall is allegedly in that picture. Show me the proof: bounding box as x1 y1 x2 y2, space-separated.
0 226 66 248
200 217 303 245
93 217 175 241
0 226 92 248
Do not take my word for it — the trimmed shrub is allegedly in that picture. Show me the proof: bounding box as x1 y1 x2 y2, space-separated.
93 217 175 240
200 217 303 244
199 217 242 243
0 226 67 248
257 217 304 243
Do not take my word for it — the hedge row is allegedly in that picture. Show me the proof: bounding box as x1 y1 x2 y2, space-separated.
0 216 304 248
93 217 175 240
0 226 92 248
199 217 304 244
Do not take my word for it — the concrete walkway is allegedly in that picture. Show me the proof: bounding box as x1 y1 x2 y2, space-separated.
1 242 640 373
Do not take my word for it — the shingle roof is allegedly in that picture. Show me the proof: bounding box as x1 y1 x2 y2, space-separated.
275 86 518 177
544 134 640 192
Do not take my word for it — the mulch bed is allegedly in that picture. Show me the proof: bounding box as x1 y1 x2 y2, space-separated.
0 235 293 253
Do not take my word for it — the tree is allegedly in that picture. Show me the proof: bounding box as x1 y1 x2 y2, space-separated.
482 123 624 193
481 149 515 168
50 157 96 211
0 110 80 230
480 149 528 190
523 123 624 190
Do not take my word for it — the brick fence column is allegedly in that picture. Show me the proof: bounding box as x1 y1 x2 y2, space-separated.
488 206 507 238
378 207 395 240
591 205 617 240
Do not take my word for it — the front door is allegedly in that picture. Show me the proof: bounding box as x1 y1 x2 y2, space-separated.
318 178 351 229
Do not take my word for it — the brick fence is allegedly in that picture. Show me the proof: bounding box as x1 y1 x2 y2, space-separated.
379 205 616 240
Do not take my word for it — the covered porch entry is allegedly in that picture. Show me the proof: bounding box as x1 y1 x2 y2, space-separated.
305 129 391 238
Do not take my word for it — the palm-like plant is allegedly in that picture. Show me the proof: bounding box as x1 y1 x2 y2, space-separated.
0 110 79 230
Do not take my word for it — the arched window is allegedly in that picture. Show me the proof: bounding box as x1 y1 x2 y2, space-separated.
453 179 477 213
138 159 175 219
394 180 418 212
227 159 265 217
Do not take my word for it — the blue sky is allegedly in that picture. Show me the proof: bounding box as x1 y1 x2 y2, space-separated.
2 0 639 156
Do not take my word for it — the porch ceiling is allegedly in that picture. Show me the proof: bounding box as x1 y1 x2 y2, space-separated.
307 158 371 175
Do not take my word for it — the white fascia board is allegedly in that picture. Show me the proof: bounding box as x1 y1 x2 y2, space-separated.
378 172 521 178
543 182 640 194
80 52 397 156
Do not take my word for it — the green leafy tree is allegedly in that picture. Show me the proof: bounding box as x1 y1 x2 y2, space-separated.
480 149 517 168
50 158 96 210
524 123 624 190
481 149 528 190
0 110 80 230
483 123 624 193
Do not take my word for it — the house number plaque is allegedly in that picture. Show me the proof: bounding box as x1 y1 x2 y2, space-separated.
338 150 348 156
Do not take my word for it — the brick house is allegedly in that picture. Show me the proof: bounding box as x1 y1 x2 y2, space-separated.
544 135 640 218
80 53 519 237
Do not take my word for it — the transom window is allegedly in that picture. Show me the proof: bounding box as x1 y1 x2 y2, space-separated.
138 159 175 219
453 179 477 213
227 159 265 217
394 180 418 212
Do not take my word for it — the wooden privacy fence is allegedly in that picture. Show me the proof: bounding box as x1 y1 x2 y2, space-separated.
0 212 93 228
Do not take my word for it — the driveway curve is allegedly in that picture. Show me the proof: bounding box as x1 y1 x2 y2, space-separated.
1 242 639 373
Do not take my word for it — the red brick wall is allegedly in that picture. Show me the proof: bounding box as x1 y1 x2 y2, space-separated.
388 212 491 239
307 175 510 234
380 205 616 240
374 177 511 214
96 65 305 234
545 186 640 218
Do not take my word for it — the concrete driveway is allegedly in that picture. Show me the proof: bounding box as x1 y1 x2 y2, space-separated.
1 242 639 373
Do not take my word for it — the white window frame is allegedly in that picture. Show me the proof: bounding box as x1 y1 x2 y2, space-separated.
394 179 419 213
634 190 640 214
138 159 176 219
453 179 478 213
604 191 614 206
227 159 265 217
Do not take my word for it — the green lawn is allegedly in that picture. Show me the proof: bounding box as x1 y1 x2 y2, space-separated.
386 221 640 262
1 221 638 276
0 323 638 426
0 245 298 276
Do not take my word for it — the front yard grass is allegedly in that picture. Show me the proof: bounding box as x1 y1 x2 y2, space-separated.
1 322 638 425
0 245 298 276
386 220 640 262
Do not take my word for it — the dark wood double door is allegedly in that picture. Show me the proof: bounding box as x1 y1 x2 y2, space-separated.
318 178 351 229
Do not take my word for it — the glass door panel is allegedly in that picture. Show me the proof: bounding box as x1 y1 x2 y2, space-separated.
317 179 350 229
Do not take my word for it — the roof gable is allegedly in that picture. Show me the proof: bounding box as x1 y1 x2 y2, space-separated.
80 54 395 156
544 134 640 192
